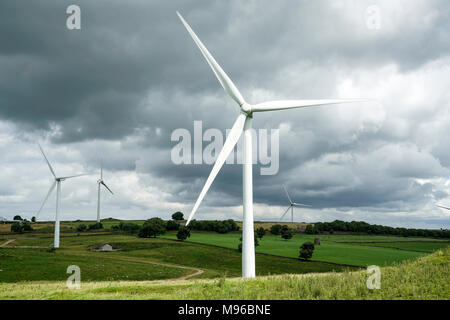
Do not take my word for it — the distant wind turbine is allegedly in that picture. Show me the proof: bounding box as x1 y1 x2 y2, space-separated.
177 11 370 278
36 143 89 248
280 185 311 223
96 165 113 223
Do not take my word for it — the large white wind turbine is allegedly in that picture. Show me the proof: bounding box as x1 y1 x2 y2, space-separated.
279 185 311 223
96 165 113 222
177 12 370 278
36 144 89 248
437 204 450 211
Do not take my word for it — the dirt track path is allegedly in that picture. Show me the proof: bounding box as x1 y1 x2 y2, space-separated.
71 253 204 281
0 239 15 247
113 256 205 281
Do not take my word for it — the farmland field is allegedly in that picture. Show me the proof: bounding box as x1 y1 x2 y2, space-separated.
0 222 449 300
1 246 448 300
0 233 352 284
162 232 450 266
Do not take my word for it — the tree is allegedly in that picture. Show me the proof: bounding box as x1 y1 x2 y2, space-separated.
238 234 259 252
256 227 265 239
13 215 22 221
270 224 282 235
177 226 191 241
166 220 180 231
31 216 36 223
138 217 167 238
22 222 33 232
113 222 140 233
11 222 23 233
77 224 87 232
305 225 315 234
88 222 103 230
281 228 293 240
299 242 315 260
172 212 184 221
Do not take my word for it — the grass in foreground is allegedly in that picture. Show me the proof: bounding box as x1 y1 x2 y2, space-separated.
1 247 448 300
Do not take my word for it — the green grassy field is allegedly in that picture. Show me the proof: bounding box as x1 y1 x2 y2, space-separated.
1 246 448 300
0 234 351 284
162 232 449 266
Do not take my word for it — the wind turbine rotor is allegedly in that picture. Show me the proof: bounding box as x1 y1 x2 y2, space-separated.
185 113 247 224
279 205 292 221
101 181 114 195
283 185 293 204
38 143 57 178
293 202 312 207
36 180 56 218
176 11 246 108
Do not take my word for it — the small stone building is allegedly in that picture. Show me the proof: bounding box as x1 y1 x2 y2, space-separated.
314 238 321 245
97 243 113 251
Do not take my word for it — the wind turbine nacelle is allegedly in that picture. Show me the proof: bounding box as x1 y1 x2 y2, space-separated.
241 103 252 114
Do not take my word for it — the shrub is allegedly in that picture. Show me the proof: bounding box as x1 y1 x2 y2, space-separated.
88 222 103 230
11 222 23 233
172 212 184 221
305 225 314 234
256 227 265 239
138 218 166 238
270 224 282 235
76 224 87 232
281 228 293 240
166 220 180 231
177 226 191 241
22 222 33 232
299 242 315 260
114 222 140 233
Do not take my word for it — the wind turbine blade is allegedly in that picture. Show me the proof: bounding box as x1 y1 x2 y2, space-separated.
283 185 293 204
60 173 90 180
437 204 450 211
38 143 56 178
177 11 246 106
36 181 56 217
101 181 114 195
186 113 247 225
252 99 370 112
293 202 312 207
279 206 291 221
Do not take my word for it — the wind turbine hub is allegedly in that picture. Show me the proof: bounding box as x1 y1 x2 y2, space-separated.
241 103 252 115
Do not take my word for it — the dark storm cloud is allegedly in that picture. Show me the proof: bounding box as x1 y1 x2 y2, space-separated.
1 0 450 226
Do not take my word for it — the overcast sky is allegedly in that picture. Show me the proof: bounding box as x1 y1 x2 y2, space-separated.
1 0 449 229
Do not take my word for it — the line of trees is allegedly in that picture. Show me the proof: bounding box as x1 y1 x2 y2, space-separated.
188 219 239 233
135 216 240 241
305 220 450 238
